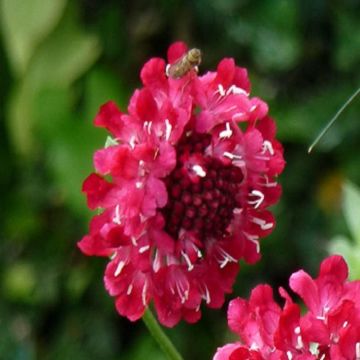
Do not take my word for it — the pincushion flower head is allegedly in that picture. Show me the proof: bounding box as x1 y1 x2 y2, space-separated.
78 42 285 327
213 255 360 360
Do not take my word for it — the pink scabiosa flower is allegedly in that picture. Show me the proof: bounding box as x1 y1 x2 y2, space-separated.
213 255 360 359
78 42 284 327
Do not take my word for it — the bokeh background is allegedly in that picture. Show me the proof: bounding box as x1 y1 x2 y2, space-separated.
1 0 360 359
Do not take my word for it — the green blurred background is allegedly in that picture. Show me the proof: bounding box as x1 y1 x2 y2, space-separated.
1 0 360 359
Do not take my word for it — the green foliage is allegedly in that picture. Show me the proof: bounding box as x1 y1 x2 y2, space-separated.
0 0 67 76
1 0 360 359
329 182 360 279
334 7 360 71
5 3 101 157
230 0 301 71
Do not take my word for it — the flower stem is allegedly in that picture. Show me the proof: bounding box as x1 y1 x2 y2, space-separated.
308 86 360 153
142 309 184 360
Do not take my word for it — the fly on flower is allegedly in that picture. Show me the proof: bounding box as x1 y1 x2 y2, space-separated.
166 48 202 78
78 41 285 327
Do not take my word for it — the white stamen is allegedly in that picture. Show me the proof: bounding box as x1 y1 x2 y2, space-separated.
219 122 233 139
179 292 187 304
131 236 138 246
178 281 188 301
136 181 143 189
286 351 293 360
232 159 246 169
294 326 301 334
139 245 150 254
164 119 172 141
316 315 326 321
203 285 211 304
217 84 226 97
248 190 265 209
249 342 259 351
250 104 257 112
264 181 277 187
184 289 189 303
138 160 146 177
218 248 237 268
129 135 136 149
226 84 249 96
114 261 125 277
343 321 348 328
143 121 152 134
192 244 202 258
192 164 206 177
220 257 229 268
232 112 246 122
152 250 161 272
110 252 117 260
127 284 133 295
356 342 360 359
176 281 189 304
262 140 274 155
226 105 237 112
142 281 148 306
113 205 122 225
262 175 278 188
244 232 260 253
251 217 273 230
223 151 242 160
181 251 194 271
153 148 159 160
233 207 242 214
296 334 304 350
319 355 326 360
170 285 175 295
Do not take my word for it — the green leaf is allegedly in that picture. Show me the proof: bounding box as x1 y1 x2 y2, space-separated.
49 309 118 359
26 7 101 89
123 334 167 360
47 117 104 215
0 0 67 76
84 66 129 121
334 9 360 71
2 262 36 303
329 235 360 280
5 81 36 155
342 181 360 244
105 136 119 148
33 88 104 215
253 28 301 71
229 0 301 72
5 6 101 156
328 182 360 279
66 266 92 302
329 234 353 257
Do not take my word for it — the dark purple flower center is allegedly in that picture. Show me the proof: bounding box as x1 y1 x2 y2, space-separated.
162 132 244 241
